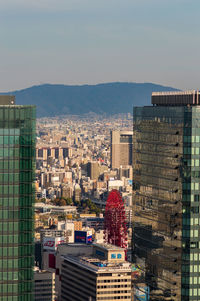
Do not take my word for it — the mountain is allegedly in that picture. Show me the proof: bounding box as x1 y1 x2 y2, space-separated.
1 82 179 117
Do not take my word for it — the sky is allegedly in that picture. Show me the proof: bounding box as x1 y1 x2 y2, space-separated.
0 0 200 91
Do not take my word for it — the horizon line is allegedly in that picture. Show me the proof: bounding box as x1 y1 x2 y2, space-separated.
0 81 180 93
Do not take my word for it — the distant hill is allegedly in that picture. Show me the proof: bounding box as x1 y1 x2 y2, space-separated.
1 82 179 117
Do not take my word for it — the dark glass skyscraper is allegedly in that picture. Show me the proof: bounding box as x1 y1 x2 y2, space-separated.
133 91 200 301
0 96 35 301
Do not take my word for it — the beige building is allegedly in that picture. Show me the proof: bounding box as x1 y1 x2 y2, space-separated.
74 183 81 202
111 130 133 169
73 220 82 231
36 146 72 161
34 269 55 301
61 184 73 199
87 161 100 180
60 243 131 301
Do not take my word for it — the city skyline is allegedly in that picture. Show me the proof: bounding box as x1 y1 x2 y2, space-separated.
1 0 199 299
1 0 200 91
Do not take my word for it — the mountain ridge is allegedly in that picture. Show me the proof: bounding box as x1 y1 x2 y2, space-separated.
0 82 179 117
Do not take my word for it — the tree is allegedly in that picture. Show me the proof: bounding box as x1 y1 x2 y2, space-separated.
35 198 46 203
79 198 102 215
52 198 60 206
59 199 66 206
65 198 73 206
58 213 66 221
73 199 80 207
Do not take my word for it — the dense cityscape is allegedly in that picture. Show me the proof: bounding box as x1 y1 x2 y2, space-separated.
0 1 199 300
1 90 200 301
34 113 134 300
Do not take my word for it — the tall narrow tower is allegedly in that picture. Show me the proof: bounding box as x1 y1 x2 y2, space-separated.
104 190 127 249
111 130 133 169
0 96 36 300
133 90 200 301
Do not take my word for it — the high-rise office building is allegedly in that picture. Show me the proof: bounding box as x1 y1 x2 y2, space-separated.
0 96 35 300
111 130 133 169
133 91 200 301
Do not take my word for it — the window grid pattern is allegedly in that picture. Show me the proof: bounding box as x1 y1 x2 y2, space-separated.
0 106 35 301
133 106 200 301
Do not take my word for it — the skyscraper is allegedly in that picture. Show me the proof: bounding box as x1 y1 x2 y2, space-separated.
133 91 200 301
111 130 133 169
0 96 35 300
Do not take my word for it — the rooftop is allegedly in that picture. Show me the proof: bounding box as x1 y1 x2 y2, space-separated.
35 203 76 210
152 90 196 96
0 95 15 105
152 90 200 106
93 242 125 251
63 254 131 273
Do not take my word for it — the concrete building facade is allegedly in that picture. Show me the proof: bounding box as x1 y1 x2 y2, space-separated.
34 269 55 301
111 131 133 169
60 244 132 301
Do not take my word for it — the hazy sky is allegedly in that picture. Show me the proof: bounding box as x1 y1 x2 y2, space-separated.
0 0 199 91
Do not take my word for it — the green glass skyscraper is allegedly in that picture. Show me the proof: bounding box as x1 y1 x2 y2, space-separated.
133 91 200 301
0 96 35 301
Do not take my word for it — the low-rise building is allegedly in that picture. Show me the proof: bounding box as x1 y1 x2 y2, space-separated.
60 243 132 301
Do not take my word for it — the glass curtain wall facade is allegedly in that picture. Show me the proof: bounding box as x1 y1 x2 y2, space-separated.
133 105 200 301
0 105 36 301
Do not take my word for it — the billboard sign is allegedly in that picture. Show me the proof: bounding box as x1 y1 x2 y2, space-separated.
134 286 150 301
75 231 87 243
75 231 93 244
43 237 65 251
87 235 92 244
